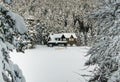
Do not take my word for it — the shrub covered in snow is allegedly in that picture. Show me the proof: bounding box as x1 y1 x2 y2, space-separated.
0 5 26 82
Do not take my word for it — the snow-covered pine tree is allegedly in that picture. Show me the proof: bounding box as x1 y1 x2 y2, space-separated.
85 0 120 82
3 0 12 4
0 5 27 82
35 22 48 45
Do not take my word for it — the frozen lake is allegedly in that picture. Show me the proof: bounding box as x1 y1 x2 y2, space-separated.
10 45 93 82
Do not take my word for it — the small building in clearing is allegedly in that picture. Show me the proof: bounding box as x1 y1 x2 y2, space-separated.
47 33 77 47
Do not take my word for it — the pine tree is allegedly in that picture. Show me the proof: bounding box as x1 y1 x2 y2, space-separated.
0 5 27 82
85 0 120 82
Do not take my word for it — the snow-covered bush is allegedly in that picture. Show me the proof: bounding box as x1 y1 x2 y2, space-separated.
85 0 120 82
0 5 26 82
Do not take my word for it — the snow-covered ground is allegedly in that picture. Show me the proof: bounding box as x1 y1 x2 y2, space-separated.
10 45 94 82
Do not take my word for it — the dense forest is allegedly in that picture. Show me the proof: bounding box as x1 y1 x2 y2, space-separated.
5 0 100 46
1 0 120 82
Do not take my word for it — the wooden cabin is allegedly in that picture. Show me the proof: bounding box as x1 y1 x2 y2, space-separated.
47 33 77 47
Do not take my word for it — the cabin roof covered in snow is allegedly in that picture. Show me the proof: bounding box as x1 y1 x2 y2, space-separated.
49 33 77 40
63 33 77 38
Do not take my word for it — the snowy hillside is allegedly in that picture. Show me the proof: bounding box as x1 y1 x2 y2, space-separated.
10 46 94 82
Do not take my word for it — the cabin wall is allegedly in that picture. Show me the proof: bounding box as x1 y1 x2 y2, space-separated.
66 38 77 46
47 34 78 46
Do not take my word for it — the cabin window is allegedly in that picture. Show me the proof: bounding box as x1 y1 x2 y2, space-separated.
55 38 60 41
55 38 57 41
58 38 60 41
63 38 66 41
69 38 74 41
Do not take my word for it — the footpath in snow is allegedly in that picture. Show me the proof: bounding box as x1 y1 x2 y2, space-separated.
10 45 94 82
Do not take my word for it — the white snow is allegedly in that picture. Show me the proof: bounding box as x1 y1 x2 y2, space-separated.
63 33 77 38
4 0 12 4
10 45 94 82
7 11 27 34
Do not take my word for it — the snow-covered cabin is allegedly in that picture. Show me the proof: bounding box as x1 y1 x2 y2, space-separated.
47 33 77 47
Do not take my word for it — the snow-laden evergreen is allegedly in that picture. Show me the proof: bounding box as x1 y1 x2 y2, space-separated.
85 0 120 82
3 0 12 4
7 11 27 34
0 5 26 82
